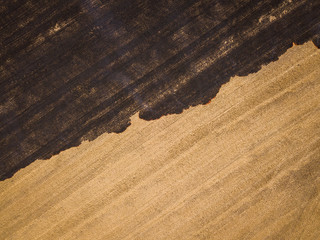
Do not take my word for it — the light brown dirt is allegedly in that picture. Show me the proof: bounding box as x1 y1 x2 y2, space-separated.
0 42 320 240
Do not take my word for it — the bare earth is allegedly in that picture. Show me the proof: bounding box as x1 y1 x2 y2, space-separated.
0 42 319 240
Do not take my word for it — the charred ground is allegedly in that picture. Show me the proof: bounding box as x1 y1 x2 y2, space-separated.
0 0 319 180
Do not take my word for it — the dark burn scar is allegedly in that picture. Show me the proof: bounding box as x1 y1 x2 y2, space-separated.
0 0 319 180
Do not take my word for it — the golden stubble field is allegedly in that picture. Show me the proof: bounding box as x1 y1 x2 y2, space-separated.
0 42 320 240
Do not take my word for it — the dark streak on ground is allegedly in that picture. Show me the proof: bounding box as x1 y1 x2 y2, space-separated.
0 0 319 180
